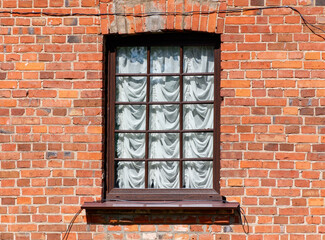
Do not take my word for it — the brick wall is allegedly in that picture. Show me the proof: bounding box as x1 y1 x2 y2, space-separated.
0 0 324 239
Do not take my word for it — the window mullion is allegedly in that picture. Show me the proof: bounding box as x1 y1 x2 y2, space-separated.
179 46 184 189
145 46 151 189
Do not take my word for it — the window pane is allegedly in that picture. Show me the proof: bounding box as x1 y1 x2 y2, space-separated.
116 76 146 102
183 161 213 188
115 133 145 159
116 47 147 73
184 76 214 101
183 46 214 73
149 105 179 130
150 76 179 102
148 161 179 188
116 105 146 130
150 46 180 73
183 104 213 130
116 161 145 188
149 133 179 159
183 132 213 158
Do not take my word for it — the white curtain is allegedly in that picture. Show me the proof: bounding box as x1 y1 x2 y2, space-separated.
116 47 147 74
184 76 214 101
150 46 180 73
116 161 145 188
116 76 146 102
116 133 145 159
183 161 213 188
149 133 180 159
150 76 179 102
116 46 214 189
184 104 213 130
150 105 179 130
149 161 179 188
183 133 213 158
183 46 214 73
116 105 146 130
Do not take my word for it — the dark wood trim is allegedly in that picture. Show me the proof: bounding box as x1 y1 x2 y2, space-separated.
101 36 108 202
115 73 214 76
108 45 116 192
114 158 213 161
107 188 223 201
115 101 214 104
82 200 239 210
145 46 151 189
106 33 221 201
215 45 221 192
179 45 184 188
115 129 214 133
107 32 220 47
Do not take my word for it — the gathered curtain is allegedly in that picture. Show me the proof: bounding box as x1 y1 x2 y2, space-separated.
115 46 214 189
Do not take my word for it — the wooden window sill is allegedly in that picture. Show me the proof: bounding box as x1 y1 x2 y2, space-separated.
82 200 239 211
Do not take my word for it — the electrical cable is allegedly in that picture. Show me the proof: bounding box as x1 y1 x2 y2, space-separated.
62 208 83 240
237 206 249 234
284 6 325 40
0 6 324 40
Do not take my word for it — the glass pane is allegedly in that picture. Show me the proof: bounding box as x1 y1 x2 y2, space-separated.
183 46 214 73
115 161 145 188
116 47 147 73
116 105 146 130
115 133 145 159
183 104 213 129
150 76 179 102
149 105 179 130
148 161 179 188
116 76 146 102
149 133 179 159
183 161 213 188
183 132 213 158
150 47 180 73
184 76 214 101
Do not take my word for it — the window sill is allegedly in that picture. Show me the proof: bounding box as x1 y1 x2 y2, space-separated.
82 200 239 211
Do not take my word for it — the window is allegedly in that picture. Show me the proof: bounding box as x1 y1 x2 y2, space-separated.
105 33 221 201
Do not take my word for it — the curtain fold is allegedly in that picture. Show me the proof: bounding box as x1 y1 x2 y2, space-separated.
150 76 179 102
149 161 179 188
116 133 145 159
116 105 146 130
184 76 214 101
184 46 214 73
183 161 213 188
116 161 145 188
150 105 179 130
149 133 180 159
116 76 146 102
184 104 213 130
184 133 213 158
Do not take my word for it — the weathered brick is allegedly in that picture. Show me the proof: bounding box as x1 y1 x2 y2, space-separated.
1 0 325 239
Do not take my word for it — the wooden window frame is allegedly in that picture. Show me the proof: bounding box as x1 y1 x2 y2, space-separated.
103 33 222 201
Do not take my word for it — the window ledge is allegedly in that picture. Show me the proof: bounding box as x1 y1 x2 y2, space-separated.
82 200 239 211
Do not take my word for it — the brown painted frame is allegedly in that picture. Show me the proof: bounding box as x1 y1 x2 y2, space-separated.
105 33 221 201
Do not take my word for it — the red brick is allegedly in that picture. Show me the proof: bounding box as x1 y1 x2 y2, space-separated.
257 98 287 106
16 63 45 71
1 1 325 238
